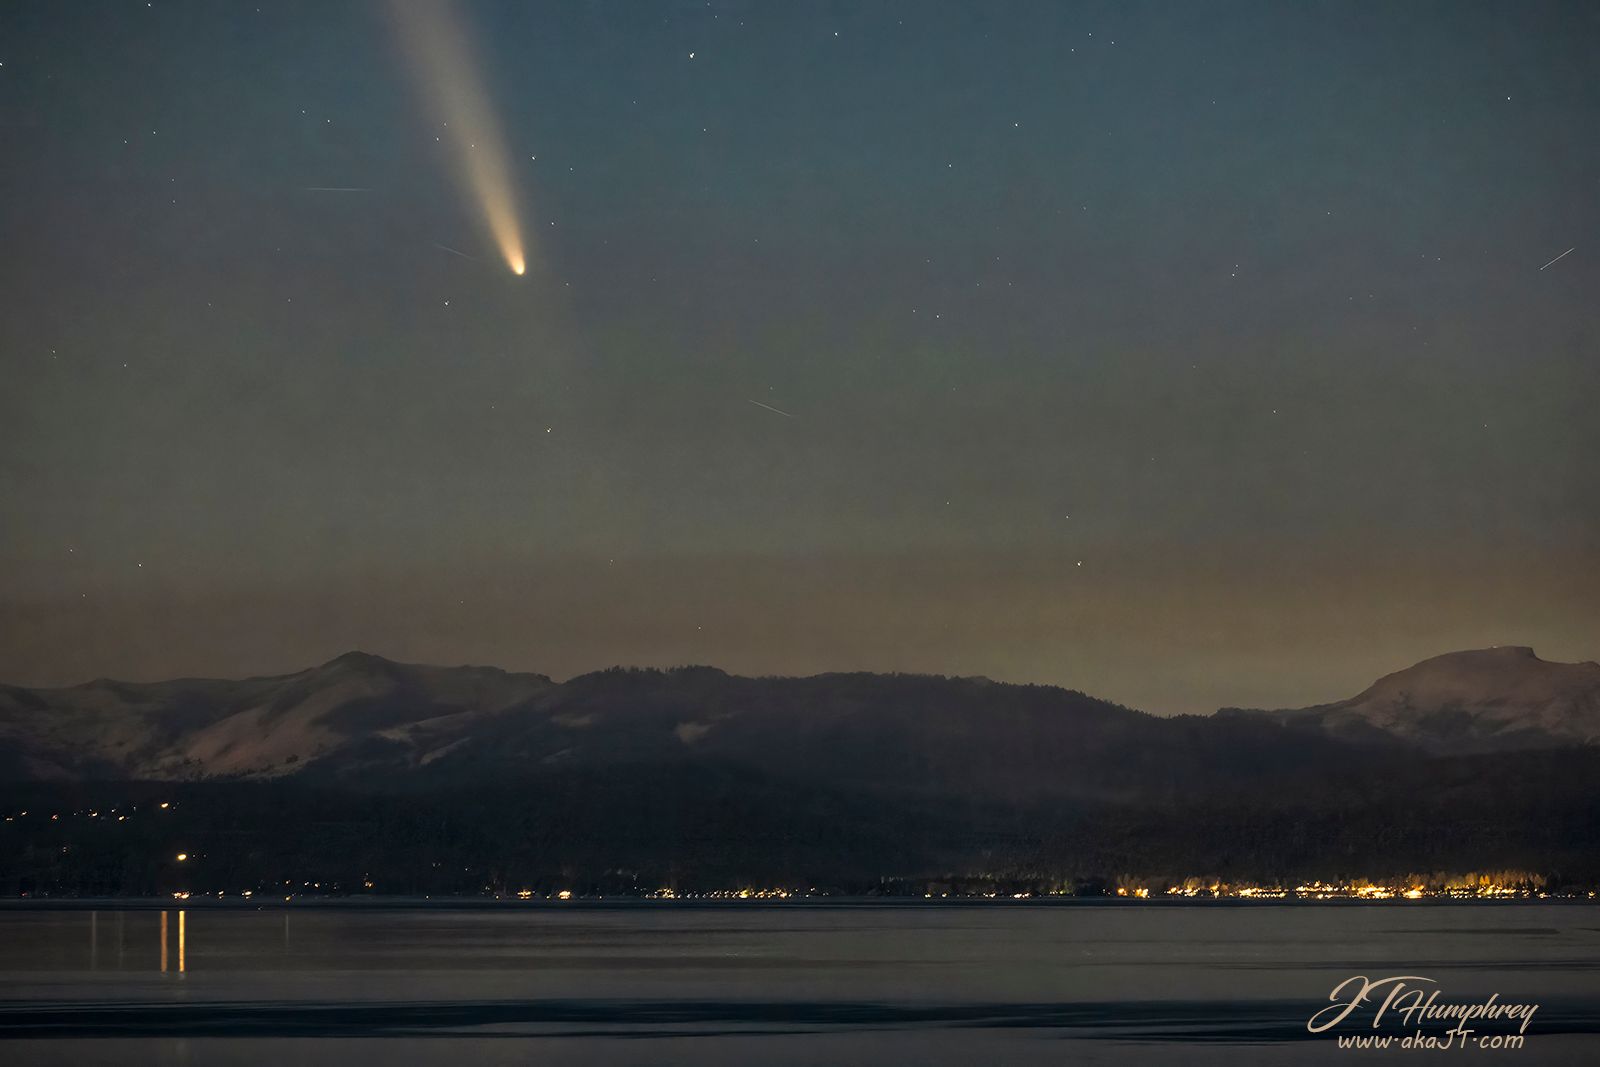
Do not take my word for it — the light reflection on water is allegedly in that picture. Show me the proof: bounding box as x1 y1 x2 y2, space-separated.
2 903 1598 1065
86 909 187 976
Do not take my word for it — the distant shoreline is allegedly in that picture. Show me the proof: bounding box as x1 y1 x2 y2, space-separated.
3 896 1598 911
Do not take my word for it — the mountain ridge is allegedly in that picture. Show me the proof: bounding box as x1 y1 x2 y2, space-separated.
4 648 1599 894
0 651 1339 803
1218 646 1600 754
3 646 1595 793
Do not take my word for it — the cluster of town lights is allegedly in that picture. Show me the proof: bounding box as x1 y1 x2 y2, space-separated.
8 804 1579 903
1120 879 1550 900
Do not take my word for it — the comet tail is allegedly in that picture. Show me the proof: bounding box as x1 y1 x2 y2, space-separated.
389 1 528 276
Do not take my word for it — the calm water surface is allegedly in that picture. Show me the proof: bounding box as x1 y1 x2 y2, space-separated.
1 902 1597 1065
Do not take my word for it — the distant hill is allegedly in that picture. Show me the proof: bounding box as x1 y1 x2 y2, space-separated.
1217 647 1600 754
0 651 553 782
0 652 1356 805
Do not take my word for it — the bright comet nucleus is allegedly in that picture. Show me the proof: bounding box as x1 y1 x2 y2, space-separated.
388 0 529 277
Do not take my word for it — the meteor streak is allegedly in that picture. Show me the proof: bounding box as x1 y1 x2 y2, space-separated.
748 399 796 418
388 1 528 276
434 242 482 262
1538 247 1574 271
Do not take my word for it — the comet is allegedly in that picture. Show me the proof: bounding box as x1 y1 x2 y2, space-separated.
388 1 528 277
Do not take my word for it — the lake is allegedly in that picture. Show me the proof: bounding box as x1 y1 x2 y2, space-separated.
1 901 1597 1065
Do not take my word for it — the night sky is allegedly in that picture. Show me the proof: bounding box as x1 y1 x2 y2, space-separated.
2 1 1595 714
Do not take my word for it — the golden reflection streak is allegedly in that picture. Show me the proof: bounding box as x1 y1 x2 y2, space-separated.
159 911 168 973
388 0 529 276
178 910 186 974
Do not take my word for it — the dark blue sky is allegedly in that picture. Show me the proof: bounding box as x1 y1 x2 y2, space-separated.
1 1 1595 712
